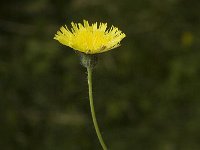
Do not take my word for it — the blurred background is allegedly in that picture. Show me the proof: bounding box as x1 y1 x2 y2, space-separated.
0 0 200 149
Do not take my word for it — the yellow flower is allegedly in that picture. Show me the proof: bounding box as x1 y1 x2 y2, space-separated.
54 20 126 54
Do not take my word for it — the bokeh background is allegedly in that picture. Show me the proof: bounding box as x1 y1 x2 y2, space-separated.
1 0 200 149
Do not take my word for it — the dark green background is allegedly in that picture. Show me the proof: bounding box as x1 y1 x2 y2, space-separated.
1 0 200 149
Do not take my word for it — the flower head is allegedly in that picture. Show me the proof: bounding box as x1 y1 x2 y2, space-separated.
54 20 126 54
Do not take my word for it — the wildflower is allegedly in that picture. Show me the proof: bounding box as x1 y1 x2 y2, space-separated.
54 20 126 54
54 20 126 150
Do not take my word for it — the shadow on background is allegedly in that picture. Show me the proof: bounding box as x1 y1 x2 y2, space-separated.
0 0 200 149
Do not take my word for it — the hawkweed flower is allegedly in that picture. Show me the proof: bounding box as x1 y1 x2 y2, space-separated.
54 20 125 54
54 20 125 150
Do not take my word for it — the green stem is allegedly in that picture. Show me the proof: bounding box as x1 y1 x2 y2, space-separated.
87 67 108 150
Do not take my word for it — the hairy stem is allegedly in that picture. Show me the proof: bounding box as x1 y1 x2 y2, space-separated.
87 67 108 150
